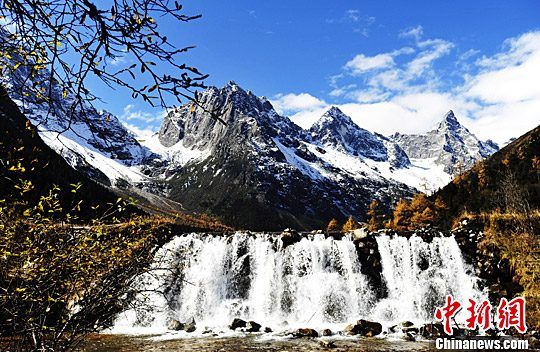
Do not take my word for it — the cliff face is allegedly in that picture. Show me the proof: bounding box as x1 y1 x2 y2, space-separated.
156 83 413 230
391 110 499 175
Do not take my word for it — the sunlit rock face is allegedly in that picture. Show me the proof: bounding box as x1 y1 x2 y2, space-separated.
391 110 499 175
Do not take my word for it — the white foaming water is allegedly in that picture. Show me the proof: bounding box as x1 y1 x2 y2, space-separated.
112 232 482 335
373 235 482 323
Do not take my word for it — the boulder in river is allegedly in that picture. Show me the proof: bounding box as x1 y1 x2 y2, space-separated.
344 323 360 335
230 318 247 330
295 328 319 338
357 319 383 337
322 328 333 336
400 321 414 327
167 319 183 331
264 327 273 333
319 340 337 348
167 318 196 332
184 317 196 333
345 320 383 336
419 322 444 338
246 321 261 332
281 229 302 248
403 332 416 341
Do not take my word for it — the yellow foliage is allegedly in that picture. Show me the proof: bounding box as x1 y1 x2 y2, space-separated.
480 211 540 328
342 215 360 232
327 218 340 231
391 198 412 230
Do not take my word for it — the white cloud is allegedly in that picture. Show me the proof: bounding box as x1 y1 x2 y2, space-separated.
346 9 360 22
466 32 540 104
287 30 540 145
326 9 376 37
407 39 454 77
345 53 395 74
123 122 156 140
346 88 390 103
329 84 357 97
344 47 415 78
118 104 164 140
120 104 163 123
399 25 424 41
271 93 327 115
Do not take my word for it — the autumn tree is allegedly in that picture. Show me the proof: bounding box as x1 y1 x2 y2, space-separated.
342 215 360 232
407 193 431 227
477 163 489 188
0 0 218 132
367 199 385 231
391 198 412 230
327 218 340 232
411 206 436 227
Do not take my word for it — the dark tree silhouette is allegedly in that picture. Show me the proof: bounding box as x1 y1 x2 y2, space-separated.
0 0 217 131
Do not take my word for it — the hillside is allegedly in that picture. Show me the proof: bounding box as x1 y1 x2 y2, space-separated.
432 124 540 221
0 86 124 220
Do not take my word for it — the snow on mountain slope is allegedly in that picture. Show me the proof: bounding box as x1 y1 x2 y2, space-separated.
4 64 500 227
391 110 499 176
2 54 156 186
309 107 411 168
151 82 413 229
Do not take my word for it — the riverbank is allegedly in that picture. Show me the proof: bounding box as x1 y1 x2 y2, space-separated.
79 334 436 352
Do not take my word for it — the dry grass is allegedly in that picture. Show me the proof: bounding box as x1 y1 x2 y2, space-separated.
479 211 540 328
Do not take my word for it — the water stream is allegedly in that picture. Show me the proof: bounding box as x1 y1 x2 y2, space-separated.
112 232 483 336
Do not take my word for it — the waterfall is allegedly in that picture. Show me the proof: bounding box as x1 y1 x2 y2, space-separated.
373 235 482 323
112 232 482 334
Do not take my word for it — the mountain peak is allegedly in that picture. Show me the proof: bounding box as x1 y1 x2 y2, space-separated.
325 106 344 116
440 110 460 129
317 106 354 126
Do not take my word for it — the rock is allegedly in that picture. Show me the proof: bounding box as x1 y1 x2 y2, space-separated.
402 327 419 334
420 322 444 338
527 336 540 349
357 319 383 337
167 319 184 331
403 332 416 341
281 229 302 248
344 320 382 337
352 228 368 239
184 317 196 333
295 328 319 338
344 323 360 335
400 321 414 327
388 325 399 333
264 327 273 333
322 328 333 336
168 318 196 332
319 340 337 348
246 321 261 332
230 318 247 330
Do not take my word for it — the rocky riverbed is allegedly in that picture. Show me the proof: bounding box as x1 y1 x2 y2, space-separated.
79 334 437 352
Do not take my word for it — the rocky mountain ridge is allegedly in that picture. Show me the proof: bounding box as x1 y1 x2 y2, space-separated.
2 73 502 229
391 110 499 175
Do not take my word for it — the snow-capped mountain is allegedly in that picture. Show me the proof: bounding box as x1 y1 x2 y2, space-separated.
309 106 411 169
147 82 413 229
1 56 156 187
2 65 501 229
391 110 499 176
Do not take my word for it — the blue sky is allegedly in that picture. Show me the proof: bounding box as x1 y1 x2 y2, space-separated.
90 0 540 144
